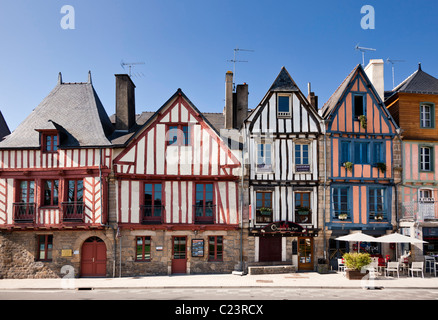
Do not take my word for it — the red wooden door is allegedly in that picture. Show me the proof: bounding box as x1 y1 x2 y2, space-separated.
81 237 107 277
172 236 187 274
259 236 282 262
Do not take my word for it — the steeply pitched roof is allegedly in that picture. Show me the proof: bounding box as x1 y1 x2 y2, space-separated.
320 65 359 118
0 74 114 149
389 64 438 96
0 111 11 141
269 66 300 92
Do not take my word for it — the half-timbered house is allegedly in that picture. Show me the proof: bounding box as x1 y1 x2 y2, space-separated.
243 67 322 271
0 72 115 278
320 61 400 268
386 64 438 259
111 77 242 275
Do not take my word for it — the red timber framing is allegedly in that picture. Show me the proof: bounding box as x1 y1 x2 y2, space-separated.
114 90 241 231
0 148 112 230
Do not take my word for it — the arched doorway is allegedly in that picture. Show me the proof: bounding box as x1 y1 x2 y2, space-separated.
81 237 107 277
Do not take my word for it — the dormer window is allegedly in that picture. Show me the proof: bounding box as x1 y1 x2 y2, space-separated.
40 131 59 153
277 94 291 118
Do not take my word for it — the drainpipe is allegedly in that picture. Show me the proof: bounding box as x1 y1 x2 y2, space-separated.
322 120 327 261
239 123 246 273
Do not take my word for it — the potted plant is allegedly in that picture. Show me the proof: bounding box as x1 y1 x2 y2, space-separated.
296 206 310 215
374 214 384 221
358 115 367 129
343 161 353 172
338 213 348 220
343 252 372 280
376 162 386 173
317 258 329 274
259 207 272 216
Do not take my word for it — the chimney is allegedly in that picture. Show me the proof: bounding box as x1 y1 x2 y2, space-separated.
115 74 136 131
225 71 234 129
307 82 318 111
234 83 248 129
364 59 384 101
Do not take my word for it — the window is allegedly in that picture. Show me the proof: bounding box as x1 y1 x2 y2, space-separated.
353 94 365 118
278 95 291 117
332 187 350 220
354 142 369 164
63 180 84 221
369 188 386 220
256 191 273 223
136 236 151 261
43 180 59 206
420 146 433 172
42 133 58 153
167 124 191 146
194 183 214 223
208 236 223 261
18 180 35 204
142 183 163 223
295 144 310 165
340 141 351 164
14 180 36 222
295 192 311 224
420 103 434 128
37 235 53 261
373 142 384 164
67 180 83 203
257 143 272 172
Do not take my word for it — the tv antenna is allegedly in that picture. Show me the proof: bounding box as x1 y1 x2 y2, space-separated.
386 58 405 89
121 60 145 78
227 47 254 89
355 44 376 65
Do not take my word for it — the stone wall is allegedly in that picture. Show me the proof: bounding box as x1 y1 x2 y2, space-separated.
0 229 115 279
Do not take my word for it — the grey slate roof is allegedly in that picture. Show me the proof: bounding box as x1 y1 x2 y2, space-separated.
389 64 438 97
0 76 114 149
269 66 300 92
0 111 11 141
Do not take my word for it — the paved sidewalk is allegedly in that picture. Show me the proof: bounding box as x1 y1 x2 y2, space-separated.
0 271 438 290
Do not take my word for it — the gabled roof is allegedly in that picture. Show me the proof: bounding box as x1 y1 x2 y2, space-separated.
114 89 225 148
320 65 359 118
246 66 321 125
388 64 438 97
268 66 300 92
0 73 114 149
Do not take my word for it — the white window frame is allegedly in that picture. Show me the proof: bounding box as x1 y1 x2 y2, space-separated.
420 104 433 128
277 94 291 118
420 146 432 172
293 140 312 173
256 141 274 173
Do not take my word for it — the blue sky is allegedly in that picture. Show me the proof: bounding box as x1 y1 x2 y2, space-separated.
0 0 437 131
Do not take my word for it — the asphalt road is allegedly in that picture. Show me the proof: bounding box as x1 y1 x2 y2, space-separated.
1 287 437 300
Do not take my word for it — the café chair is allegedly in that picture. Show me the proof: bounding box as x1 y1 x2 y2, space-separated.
385 261 399 278
409 262 424 278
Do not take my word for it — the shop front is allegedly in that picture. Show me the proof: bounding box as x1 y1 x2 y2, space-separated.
249 221 318 271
